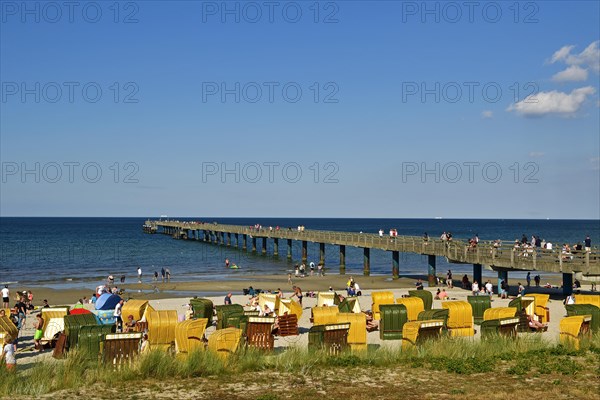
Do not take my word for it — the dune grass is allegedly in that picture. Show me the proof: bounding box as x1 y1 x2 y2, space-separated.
1 333 599 396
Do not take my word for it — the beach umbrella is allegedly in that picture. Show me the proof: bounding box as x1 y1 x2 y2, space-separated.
95 293 121 311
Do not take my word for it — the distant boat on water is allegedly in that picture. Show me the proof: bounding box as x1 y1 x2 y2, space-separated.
435 217 443 219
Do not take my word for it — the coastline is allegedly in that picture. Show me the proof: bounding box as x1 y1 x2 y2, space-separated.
12 272 583 307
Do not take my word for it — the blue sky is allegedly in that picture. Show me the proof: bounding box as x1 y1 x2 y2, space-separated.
1 1 599 218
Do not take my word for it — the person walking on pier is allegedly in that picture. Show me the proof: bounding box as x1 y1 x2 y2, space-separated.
585 235 592 252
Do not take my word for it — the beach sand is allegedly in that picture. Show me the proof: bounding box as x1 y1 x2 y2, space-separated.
12 272 593 367
19 272 577 307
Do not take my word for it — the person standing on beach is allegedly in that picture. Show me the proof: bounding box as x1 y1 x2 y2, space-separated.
115 299 124 332
526 272 531 287
292 286 303 306
161 267 166 283
2 337 16 372
33 314 44 352
137 267 142 282
165 268 171 282
534 275 541 287
446 270 453 288
1 286 9 309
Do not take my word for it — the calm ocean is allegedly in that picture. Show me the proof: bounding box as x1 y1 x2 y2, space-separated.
1 217 598 289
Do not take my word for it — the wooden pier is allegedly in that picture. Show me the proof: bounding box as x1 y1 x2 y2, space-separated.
144 220 599 295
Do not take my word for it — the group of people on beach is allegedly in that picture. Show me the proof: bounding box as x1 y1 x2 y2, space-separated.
293 262 324 278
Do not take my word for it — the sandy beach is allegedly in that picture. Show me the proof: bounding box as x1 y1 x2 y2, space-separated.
15 271 581 308
11 271 595 369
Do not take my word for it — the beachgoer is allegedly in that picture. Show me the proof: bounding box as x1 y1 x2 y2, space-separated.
224 293 232 305
161 267 166 282
472 281 479 296
165 268 171 282
42 299 50 308
318 263 324 276
114 299 124 332
564 294 575 305
2 337 16 371
518 282 525 296
500 280 508 299
261 304 273 317
485 280 493 297
446 270 453 288
125 315 136 332
108 275 114 285
294 265 299 277
225 258 230 268
120 275 126 283
526 272 531 287
309 262 315 276
354 282 362 296
462 275 469 289
137 267 142 282
534 275 541 287
15 297 26 330
2 286 9 309
435 288 441 299
292 286 303 306
140 334 149 353
153 271 158 281
439 288 448 300
33 314 44 351
287 273 293 285
527 314 547 331
415 279 424 290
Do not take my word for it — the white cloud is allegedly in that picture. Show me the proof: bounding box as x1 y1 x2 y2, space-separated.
552 65 589 82
481 110 493 119
507 86 596 117
550 45 575 64
529 152 545 158
549 41 600 77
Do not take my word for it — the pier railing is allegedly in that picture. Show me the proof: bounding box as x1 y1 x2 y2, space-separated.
145 220 599 276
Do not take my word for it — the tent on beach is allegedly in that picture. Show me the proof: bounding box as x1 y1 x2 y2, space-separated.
95 293 121 311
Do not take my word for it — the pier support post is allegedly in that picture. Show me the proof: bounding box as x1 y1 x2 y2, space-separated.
363 247 370 276
319 243 325 266
473 263 482 286
428 255 437 287
273 238 279 256
392 251 399 279
242 234 247 251
252 237 257 253
262 237 267 255
562 273 573 296
287 239 292 260
497 270 508 297
339 245 346 274
302 241 307 264
227 233 231 247
235 233 239 248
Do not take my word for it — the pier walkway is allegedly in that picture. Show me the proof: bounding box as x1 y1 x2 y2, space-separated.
144 220 599 295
